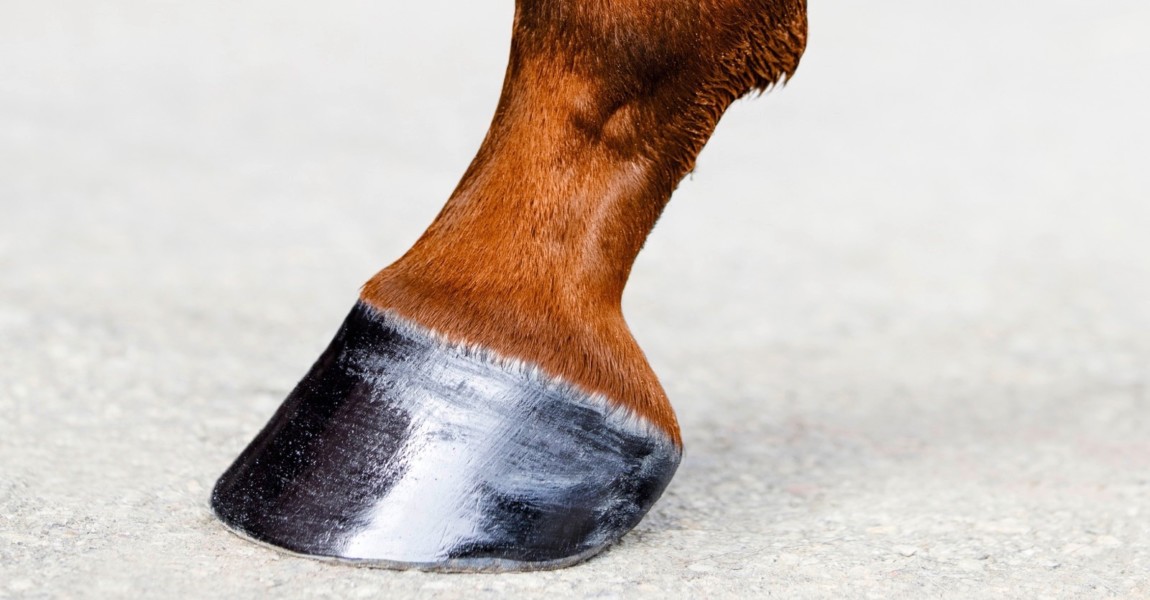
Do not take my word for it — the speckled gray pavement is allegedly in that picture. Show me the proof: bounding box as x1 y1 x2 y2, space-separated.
3 2 1149 598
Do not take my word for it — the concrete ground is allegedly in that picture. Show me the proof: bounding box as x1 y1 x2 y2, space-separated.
3 1 1149 597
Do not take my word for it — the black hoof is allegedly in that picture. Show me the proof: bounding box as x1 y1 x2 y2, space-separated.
210 302 681 571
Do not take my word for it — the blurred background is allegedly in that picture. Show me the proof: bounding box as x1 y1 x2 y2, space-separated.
2 1 1148 597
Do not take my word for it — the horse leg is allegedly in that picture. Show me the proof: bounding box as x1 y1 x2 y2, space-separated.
211 0 807 571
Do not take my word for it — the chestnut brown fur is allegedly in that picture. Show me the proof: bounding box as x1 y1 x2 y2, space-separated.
362 0 808 443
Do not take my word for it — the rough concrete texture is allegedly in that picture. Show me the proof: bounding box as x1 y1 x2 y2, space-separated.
2 1 1149 598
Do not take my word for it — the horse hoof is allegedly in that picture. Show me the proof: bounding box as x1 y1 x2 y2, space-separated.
210 301 681 572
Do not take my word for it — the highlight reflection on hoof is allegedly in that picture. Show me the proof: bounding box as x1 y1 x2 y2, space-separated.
210 302 681 572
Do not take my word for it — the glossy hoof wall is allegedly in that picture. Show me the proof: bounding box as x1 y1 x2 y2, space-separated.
210 302 681 572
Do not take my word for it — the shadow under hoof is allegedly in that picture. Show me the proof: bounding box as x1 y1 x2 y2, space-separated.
210 301 681 572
